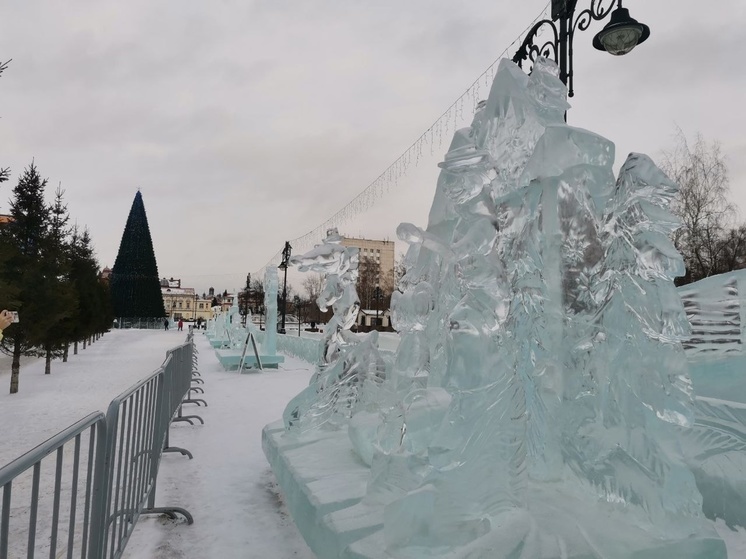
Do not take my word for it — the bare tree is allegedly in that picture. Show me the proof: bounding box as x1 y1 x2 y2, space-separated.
301 273 324 324
661 130 737 284
356 255 394 314
302 273 323 303
357 256 377 309
717 225 746 275
394 251 407 290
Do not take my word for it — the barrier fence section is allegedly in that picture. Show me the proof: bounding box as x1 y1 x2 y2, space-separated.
0 413 106 559
0 337 197 559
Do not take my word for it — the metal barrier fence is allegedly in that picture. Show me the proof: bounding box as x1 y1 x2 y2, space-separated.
0 337 199 559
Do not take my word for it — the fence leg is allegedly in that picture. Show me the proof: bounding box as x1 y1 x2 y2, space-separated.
162 430 193 459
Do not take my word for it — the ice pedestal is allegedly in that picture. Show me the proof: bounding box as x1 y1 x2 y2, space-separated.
264 57 731 558
262 422 377 558
265 424 726 559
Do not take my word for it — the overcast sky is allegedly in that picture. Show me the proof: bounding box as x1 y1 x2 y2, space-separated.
0 1 744 295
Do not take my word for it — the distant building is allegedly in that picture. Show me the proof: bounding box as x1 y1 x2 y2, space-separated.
340 236 395 289
356 308 391 330
161 282 213 322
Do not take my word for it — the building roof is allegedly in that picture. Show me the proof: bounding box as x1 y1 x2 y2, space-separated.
161 287 195 296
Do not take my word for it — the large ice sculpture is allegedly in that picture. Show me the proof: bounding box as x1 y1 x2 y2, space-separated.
365 58 725 557
266 57 728 559
282 228 386 433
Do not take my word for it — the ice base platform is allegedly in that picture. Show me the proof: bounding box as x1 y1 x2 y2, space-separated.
262 421 376 558
214 348 284 370
263 421 727 559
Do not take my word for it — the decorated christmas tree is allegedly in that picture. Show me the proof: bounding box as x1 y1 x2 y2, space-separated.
110 191 165 320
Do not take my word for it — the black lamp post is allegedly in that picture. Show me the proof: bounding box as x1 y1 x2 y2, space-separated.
512 0 650 97
279 241 292 334
373 286 383 331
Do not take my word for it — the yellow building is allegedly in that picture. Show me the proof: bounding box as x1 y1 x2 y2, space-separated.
160 278 213 322
340 236 395 290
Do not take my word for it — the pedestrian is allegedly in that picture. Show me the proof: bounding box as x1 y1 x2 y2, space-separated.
0 310 14 341
164 318 169 331
178 318 184 331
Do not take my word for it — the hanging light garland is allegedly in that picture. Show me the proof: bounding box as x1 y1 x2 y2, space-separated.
252 3 551 279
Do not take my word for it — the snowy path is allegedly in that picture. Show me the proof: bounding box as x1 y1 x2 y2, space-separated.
121 334 316 559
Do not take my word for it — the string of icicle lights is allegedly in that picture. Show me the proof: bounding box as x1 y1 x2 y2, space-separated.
251 2 551 279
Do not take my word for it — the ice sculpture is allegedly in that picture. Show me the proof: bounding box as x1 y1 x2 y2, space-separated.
362 58 725 557
266 57 728 559
264 267 279 356
282 228 386 433
223 296 246 349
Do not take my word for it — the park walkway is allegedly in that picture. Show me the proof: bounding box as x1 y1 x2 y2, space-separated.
121 333 317 559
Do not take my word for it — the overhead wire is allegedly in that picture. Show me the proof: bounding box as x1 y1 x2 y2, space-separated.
244 3 551 278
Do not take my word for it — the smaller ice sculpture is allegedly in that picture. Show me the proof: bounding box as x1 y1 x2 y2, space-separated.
282 228 386 432
224 296 246 349
264 267 279 356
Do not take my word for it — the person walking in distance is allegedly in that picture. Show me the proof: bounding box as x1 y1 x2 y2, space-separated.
178 318 184 331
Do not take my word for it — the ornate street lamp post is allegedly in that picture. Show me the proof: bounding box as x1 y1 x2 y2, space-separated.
512 0 650 97
279 241 292 334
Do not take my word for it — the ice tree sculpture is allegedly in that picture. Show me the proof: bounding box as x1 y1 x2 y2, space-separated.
282 228 386 433
354 58 725 557
264 268 279 356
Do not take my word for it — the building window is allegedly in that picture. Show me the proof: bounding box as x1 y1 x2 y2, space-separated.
199 303 204 309
178 301 182 309
187 302 190 309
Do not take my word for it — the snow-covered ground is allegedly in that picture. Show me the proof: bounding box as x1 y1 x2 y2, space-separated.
1 329 745 558
0 329 315 559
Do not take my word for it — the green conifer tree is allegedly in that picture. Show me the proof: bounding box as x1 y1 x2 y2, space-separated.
0 162 53 393
110 191 165 320
36 186 78 373
70 227 111 352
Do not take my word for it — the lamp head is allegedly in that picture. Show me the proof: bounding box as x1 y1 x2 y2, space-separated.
592 6 650 56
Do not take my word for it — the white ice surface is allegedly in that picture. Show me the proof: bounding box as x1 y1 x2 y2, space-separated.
1 328 745 558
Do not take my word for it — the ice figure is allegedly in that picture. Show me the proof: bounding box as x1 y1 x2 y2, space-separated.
282 228 386 432
264 268 279 356
224 296 246 349
358 58 725 557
